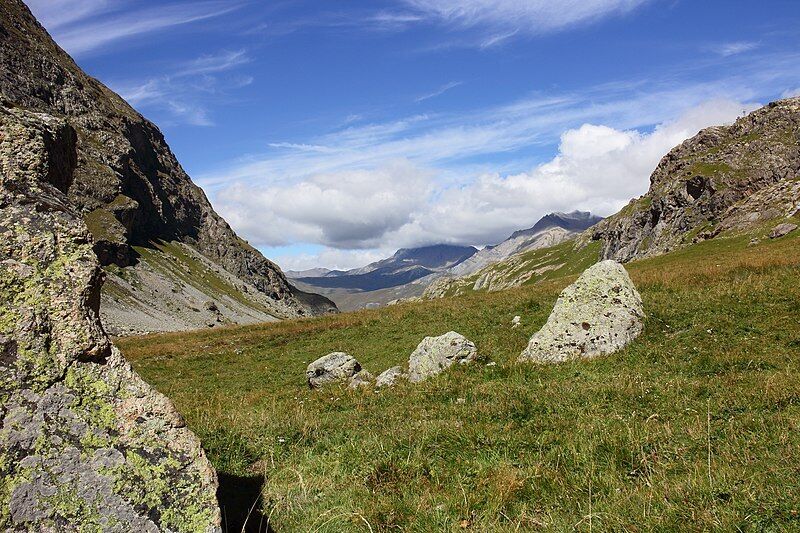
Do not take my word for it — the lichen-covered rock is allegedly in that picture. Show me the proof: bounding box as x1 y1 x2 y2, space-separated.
306 352 362 389
0 105 220 532
519 261 644 363
769 222 798 239
408 332 478 383
375 366 405 388
589 98 800 261
347 370 375 390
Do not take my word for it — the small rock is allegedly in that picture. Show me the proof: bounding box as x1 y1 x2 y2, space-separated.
456 398 466 404
519 260 644 363
203 300 219 312
511 315 521 328
769 222 798 239
748 238 760 246
306 352 361 389
375 366 405 388
348 370 374 389
408 331 478 383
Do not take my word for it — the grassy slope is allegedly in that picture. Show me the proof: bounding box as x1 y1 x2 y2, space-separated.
119 224 800 532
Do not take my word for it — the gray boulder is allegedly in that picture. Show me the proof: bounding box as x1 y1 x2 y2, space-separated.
0 106 220 532
769 222 798 239
375 366 405 388
408 332 478 383
306 352 361 388
519 260 644 363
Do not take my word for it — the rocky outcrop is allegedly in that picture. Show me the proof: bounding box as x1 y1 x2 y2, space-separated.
306 352 362 389
375 366 405 388
0 105 220 531
408 332 478 383
519 261 644 363
0 0 336 333
769 222 797 239
591 98 800 262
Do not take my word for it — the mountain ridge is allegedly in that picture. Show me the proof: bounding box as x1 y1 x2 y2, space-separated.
0 0 336 334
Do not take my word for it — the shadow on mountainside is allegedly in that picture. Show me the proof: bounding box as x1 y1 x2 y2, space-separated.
218 474 275 533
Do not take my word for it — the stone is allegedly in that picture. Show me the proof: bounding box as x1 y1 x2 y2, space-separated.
375 366 405 388
519 260 644 364
0 106 221 532
408 332 478 383
511 316 521 328
347 370 374 389
769 222 798 239
306 352 361 389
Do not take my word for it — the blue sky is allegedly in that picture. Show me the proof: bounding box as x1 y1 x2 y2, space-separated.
27 0 800 270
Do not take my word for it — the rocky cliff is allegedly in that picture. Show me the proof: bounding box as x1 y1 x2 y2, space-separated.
591 97 800 261
0 103 220 531
0 0 336 334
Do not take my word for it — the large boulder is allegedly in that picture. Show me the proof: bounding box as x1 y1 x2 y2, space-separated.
519 260 644 363
0 105 221 531
408 332 478 383
306 352 361 389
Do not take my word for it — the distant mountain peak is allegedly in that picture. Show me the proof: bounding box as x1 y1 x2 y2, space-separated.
509 211 603 240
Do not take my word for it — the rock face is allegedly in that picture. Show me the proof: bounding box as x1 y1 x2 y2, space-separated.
590 98 800 262
519 261 644 363
0 105 220 531
408 332 478 383
306 352 362 389
0 0 336 335
769 222 798 239
375 366 405 388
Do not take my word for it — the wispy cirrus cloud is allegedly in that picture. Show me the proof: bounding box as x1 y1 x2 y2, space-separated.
710 41 760 57
26 0 243 57
415 81 463 102
111 49 252 126
403 0 652 34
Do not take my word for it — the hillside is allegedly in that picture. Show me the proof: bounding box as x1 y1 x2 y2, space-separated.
120 222 800 531
422 100 800 299
0 0 336 335
591 97 800 261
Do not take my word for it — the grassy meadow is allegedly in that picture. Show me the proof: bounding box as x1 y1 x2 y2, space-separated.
118 224 800 532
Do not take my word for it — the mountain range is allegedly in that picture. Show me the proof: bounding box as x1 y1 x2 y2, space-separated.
290 211 602 310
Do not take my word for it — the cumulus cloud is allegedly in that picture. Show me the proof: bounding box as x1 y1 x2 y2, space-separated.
213 98 753 269
215 160 432 249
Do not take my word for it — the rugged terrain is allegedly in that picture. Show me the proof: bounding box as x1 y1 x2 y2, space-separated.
0 101 220 532
0 0 336 335
591 97 800 261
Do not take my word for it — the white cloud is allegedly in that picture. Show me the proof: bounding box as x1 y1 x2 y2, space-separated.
26 1 241 57
711 41 759 57
415 81 463 102
215 160 433 249
274 248 391 272
403 0 650 34
212 98 754 268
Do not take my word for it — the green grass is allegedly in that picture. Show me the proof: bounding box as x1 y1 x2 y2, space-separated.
118 229 800 532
